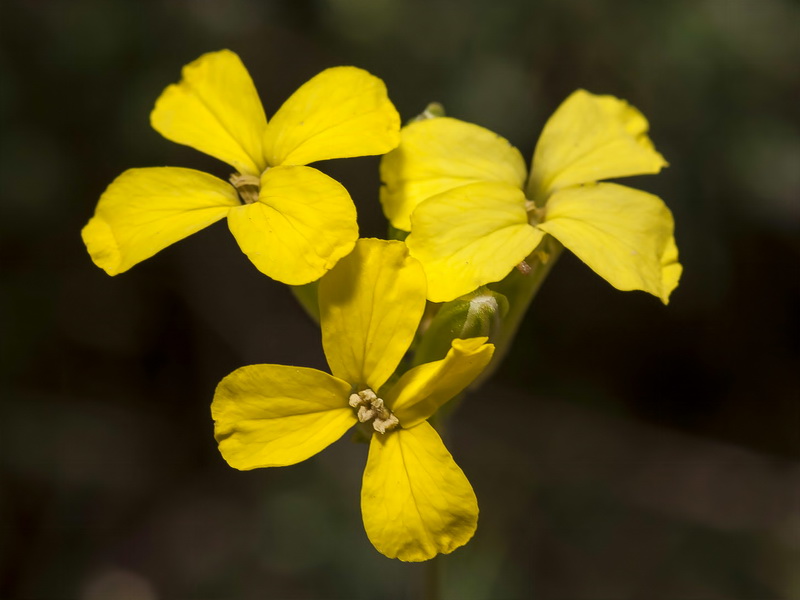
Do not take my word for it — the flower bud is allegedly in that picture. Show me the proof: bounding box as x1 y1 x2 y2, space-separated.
407 102 446 124
413 287 508 366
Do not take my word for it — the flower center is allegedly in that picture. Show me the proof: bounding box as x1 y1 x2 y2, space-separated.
349 388 399 434
525 200 545 226
230 172 260 204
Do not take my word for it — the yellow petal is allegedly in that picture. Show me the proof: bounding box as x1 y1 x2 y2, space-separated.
380 117 528 231
528 89 667 201
319 239 426 390
659 236 682 304
386 338 494 428
212 364 355 469
81 167 239 275
151 50 267 176
536 182 678 302
227 165 358 285
406 182 544 302
361 421 478 561
263 67 400 167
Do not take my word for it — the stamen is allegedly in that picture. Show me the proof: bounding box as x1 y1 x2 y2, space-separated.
516 260 532 275
349 389 400 434
229 172 260 204
373 412 400 434
526 202 546 226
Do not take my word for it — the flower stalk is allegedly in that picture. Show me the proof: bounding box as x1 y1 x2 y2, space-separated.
474 235 563 390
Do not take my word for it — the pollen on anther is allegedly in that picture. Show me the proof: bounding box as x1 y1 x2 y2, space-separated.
516 260 532 275
349 388 400 433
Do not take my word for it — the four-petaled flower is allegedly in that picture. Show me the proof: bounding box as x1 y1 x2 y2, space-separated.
380 90 682 302
82 50 400 285
212 238 494 561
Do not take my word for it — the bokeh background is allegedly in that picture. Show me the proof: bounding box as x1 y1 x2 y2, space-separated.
1 0 798 598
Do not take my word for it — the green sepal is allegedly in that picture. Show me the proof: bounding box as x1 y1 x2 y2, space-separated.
387 223 409 242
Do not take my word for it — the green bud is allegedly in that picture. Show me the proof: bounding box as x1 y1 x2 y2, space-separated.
407 102 446 125
413 287 508 367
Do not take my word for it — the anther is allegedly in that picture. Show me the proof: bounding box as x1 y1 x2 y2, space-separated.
229 173 260 204
525 202 546 226
349 389 400 434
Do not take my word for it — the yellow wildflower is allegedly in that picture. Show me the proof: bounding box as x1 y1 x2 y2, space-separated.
82 50 400 285
212 239 494 561
380 90 681 302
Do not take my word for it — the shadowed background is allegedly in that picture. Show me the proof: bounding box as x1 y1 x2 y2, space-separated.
1 0 798 598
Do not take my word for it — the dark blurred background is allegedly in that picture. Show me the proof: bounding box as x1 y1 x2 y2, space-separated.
1 1 798 598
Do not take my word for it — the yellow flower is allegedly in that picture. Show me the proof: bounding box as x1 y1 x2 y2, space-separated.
212 239 494 561
82 50 400 285
380 90 682 303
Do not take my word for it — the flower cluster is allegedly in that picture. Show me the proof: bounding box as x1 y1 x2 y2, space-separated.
82 50 681 561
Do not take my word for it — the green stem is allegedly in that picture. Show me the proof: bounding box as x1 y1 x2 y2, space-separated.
423 554 441 600
421 413 449 600
471 235 563 390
